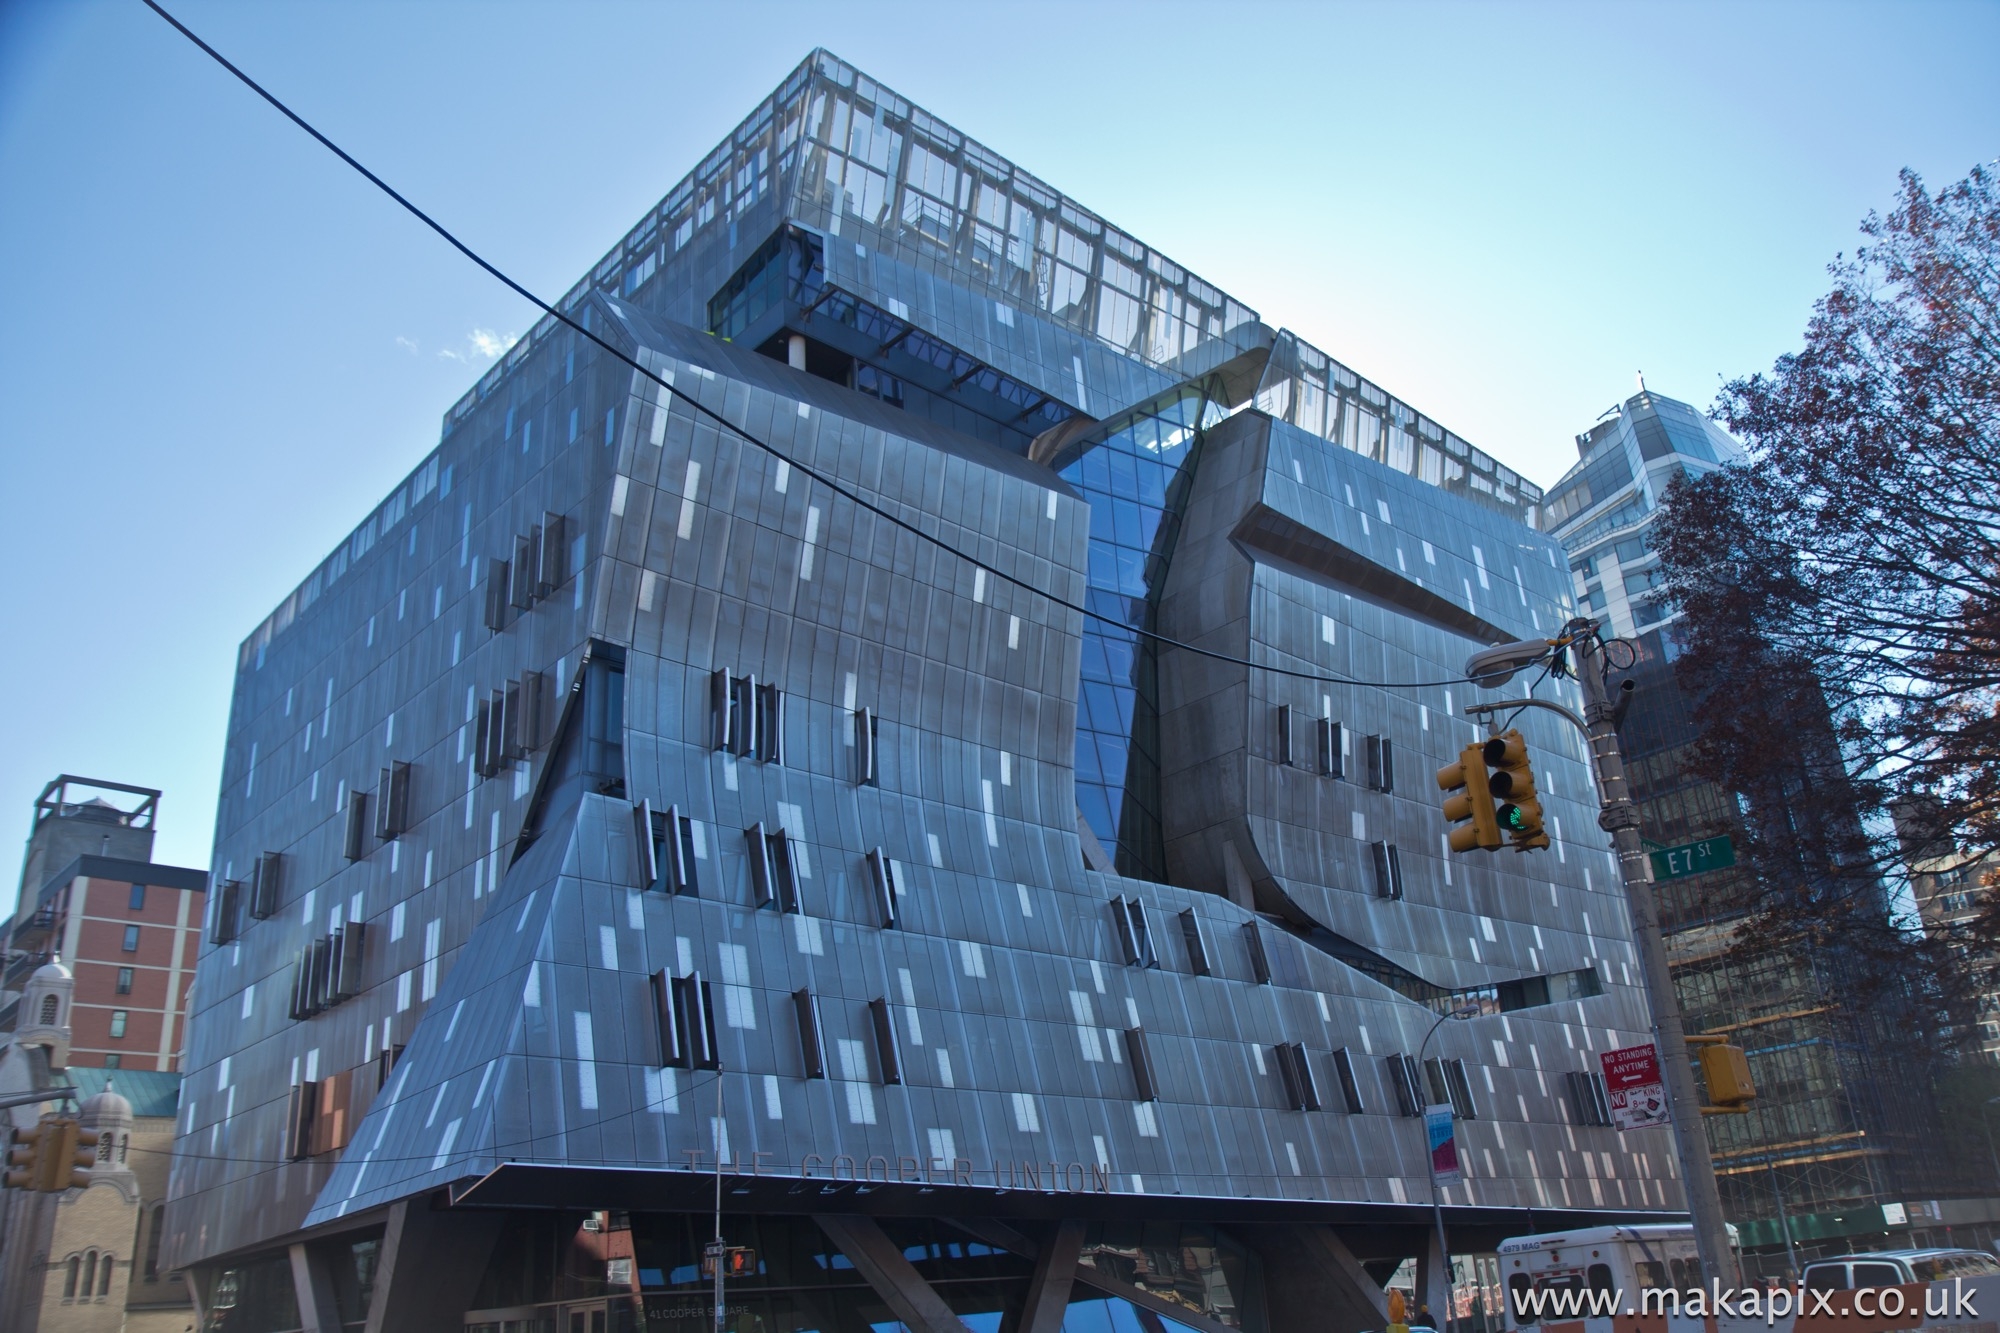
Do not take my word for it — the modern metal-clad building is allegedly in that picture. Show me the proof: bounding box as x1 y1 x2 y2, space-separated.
164 50 1678 1333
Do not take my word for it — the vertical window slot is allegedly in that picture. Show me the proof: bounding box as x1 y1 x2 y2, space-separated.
519 671 546 751
663 805 696 896
1126 1027 1158 1102
210 879 242 946
793 988 826 1079
1446 1057 1480 1119
677 974 720 1070
710 669 732 751
651 969 687 1067
745 823 774 908
855 706 877 785
1244 922 1271 985
343 790 370 861
250 853 282 920
1332 1047 1365 1113
866 848 897 929
482 557 510 631
376 762 412 840
1177 909 1209 976
730 674 757 757
869 996 902 1086
510 534 536 609
756 683 784 764
537 512 567 594
770 830 802 914
1318 717 1342 777
633 799 659 889
1276 703 1293 766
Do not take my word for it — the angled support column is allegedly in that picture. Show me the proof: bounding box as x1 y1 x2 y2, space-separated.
364 1200 507 1333
816 1214 971 1333
290 1242 343 1333
1241 1224 1391 1333
1021 1220 1084 1333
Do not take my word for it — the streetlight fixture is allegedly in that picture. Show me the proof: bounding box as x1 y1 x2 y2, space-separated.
1420 1002 1482 1329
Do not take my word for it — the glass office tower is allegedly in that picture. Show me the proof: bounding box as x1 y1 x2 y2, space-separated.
1542 389 1961 1275
165 51 1677 1332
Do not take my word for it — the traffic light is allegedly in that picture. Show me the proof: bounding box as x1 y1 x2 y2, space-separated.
1437 742 1503 853
5 1124 47 1190
2 1117 96 1192
1487 730 1549 851
61 1121 101 1190
1695 1040 1756 1109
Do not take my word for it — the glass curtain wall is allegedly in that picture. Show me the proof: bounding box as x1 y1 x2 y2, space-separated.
1056 385 1224 881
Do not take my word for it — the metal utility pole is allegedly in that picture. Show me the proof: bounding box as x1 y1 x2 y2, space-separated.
1767 1160 1799 1280
1574 626 1739 1287
1420 1004 1479 1327
1463 620 1738 1288
710 1071 726 1333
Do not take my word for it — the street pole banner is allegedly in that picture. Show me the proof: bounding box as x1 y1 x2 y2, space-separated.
1600 1042 1670 1131
1426 1104 1462 1184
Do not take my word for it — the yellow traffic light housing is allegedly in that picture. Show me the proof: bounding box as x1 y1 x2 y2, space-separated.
64 1123 100 1190
1437 743 1504 853
5 1124 47 1191
1487 730 1549 851
1694 1040 1755 1108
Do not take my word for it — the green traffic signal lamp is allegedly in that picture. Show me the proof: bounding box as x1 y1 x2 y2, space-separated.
1486 729 1550 850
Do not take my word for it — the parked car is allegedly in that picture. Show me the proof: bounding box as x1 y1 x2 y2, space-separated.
1802 1249 2000 1289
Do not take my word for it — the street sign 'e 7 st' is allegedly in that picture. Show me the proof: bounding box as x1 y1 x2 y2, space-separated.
1648 836 1735 881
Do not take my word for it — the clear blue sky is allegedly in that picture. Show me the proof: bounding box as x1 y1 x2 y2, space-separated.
1 0 1994 886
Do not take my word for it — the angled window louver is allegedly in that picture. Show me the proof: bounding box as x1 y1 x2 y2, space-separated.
651 969 686 1068
792 988 826 1079
637 801 698 895
1371 841 1405 900
730 674 757 757
511 532 538 609
290 923 366 1020
633 799 658 889
676 973 720 1070
1566 1069 1612 1126
1446 1057 1480 1120
249 852 282 920
746 823 773 906
1275 1042 1320 1111
284 1081 318 1161
1318 717 1343 777
1244 921 1271 984
210 879 242 946
745 823 800 911
1178 909 1209 976
755 683 784 764
855 706 877 784
374 762 412 841
1111 897 1155 967
534 512 567 597
482 556 510 631
1331 1047 1365 1113
865 848 898 928
710 669 733 751
869 996 902 1085
1386 1053 1423 1117
342 789 369 861
1126 1027 1159 1102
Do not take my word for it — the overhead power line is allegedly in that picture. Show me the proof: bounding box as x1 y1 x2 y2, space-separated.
141 0 1479 693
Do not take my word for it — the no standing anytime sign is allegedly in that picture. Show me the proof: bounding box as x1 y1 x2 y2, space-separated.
1600 1042 1670 1131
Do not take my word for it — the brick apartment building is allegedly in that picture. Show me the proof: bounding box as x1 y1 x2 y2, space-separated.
3 777 207 1071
